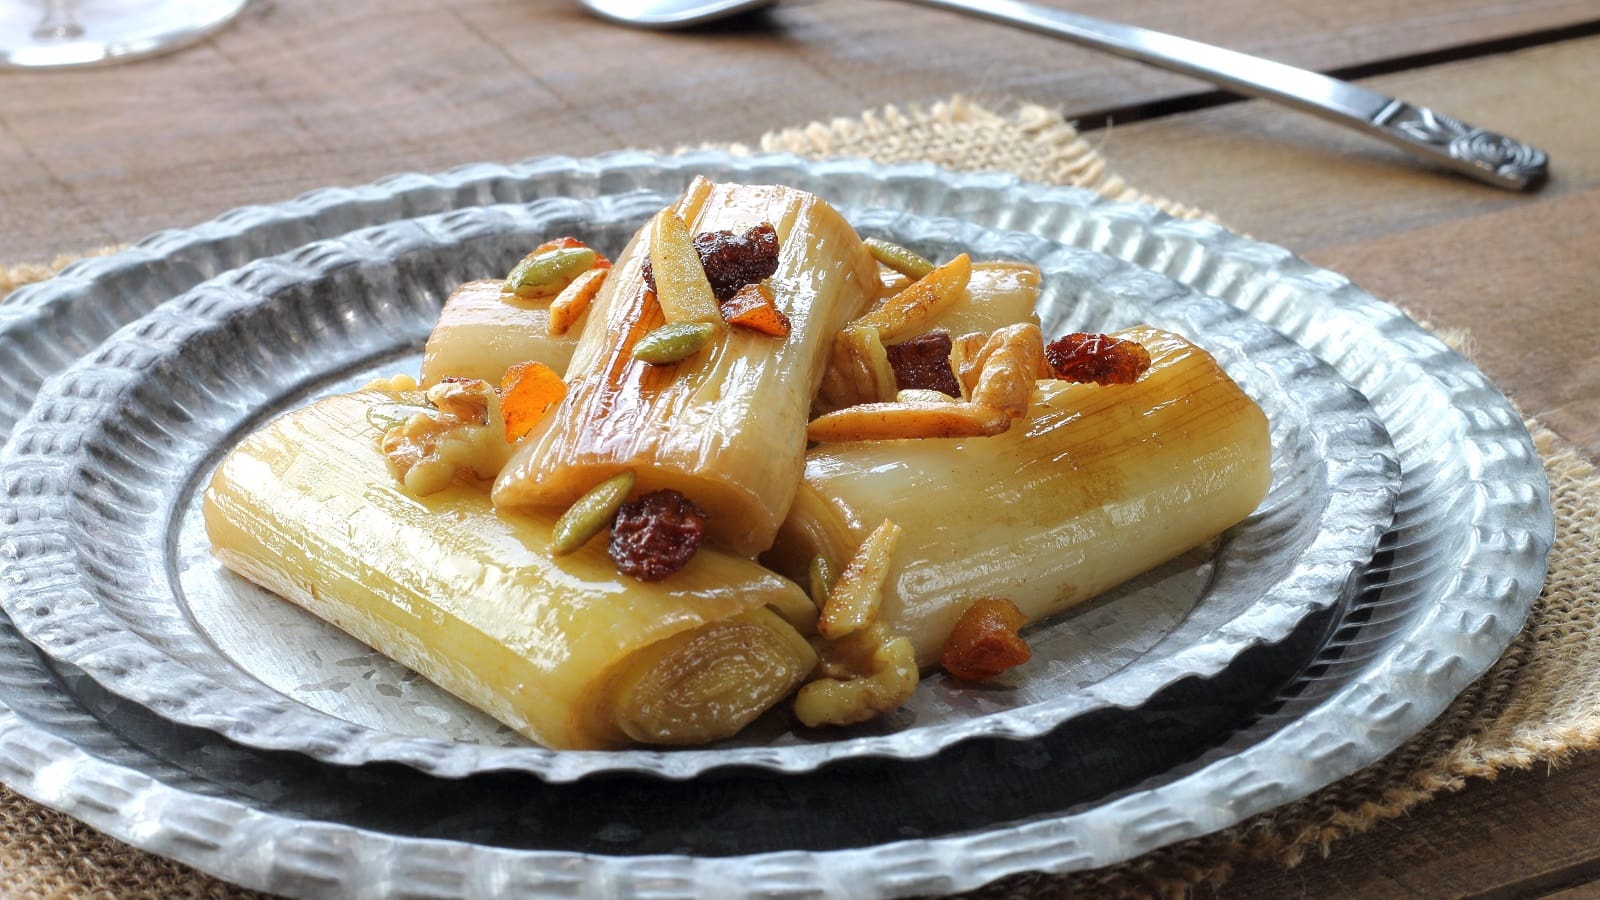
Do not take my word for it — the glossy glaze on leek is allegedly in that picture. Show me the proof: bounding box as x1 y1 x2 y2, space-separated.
421 280 580 386
879 261 1041 337
493 178 880 555
204 390 814 750
772 326 1272 666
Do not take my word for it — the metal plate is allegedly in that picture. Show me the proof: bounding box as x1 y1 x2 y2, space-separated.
0 196 1396 780
0 154 1551 897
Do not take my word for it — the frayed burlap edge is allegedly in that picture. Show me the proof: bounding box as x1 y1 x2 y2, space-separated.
723 95 1217 225
0 246 121 300
0 97 1593 899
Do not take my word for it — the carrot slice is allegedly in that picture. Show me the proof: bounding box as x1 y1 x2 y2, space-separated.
499 361 567 442
720 282 791 337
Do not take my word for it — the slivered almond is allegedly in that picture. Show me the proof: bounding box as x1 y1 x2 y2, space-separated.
806 400 1011 442
648 210 723 328
894 389 958 404
817 519 902 639
546 267 608 337
851 253 971 344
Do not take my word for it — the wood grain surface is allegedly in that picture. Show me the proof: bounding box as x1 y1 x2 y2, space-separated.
1 0 1597 261
1105 36 1600 459
3 2 1600 897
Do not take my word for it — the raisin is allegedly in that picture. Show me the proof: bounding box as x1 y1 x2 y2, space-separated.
694 223 780 302
640 223 779 302
885 331 961 396
608 489 708 582
1044 332 1152 385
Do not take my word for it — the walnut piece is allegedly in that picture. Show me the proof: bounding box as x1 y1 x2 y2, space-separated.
794 624 919 728
379 379 512 496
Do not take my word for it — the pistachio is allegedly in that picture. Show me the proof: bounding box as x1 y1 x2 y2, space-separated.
364 402 435 434
632 322 717 365
550 470 637 556
503 247 598 300
864 237 934 280
808 555 835 606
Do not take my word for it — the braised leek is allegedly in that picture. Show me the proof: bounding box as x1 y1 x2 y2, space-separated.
493 178 880 555
204 390 816 750
772 326 1272 666
421 280 581 386
878 261 1041 337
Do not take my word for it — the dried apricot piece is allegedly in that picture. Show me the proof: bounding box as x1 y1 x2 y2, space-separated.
941 597 1032 682
720 282 792 337
499 361 566 442
1044 332 1152 385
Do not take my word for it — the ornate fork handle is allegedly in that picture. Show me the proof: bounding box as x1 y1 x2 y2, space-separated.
908 0 1549 191
1367 101 1547 190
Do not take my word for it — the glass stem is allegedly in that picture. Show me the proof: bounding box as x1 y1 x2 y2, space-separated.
33 0 85 41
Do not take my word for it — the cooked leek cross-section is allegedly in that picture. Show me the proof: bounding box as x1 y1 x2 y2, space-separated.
773 326 1271 666
493 177 880 556
878 261 1041 337
421 280 581 386
204 390 816 750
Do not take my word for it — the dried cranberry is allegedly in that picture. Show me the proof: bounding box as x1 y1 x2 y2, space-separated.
608 489 708 582
1044 333 1152 385
885 331 961 397
693 223 780 302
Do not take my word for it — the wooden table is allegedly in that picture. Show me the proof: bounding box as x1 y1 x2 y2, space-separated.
2 1 1597 895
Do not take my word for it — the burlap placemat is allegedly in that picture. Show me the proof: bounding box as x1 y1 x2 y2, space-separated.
1 97 1595 899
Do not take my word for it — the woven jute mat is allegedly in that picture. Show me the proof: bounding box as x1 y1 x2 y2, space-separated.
1 97 1596 899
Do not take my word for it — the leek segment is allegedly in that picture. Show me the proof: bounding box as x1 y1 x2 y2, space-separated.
774 327 1272 666
204 390 815 750
493 178 880 556
878 261 1041 337
421 280 580 387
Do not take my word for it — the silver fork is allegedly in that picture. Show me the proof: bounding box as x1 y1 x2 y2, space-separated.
580 0 1550 191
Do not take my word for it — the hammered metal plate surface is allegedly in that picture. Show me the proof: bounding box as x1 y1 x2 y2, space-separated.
0 195 1396 780
0 154 1551 897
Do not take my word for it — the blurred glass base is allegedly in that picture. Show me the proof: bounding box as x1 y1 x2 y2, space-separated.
0 0 248 69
